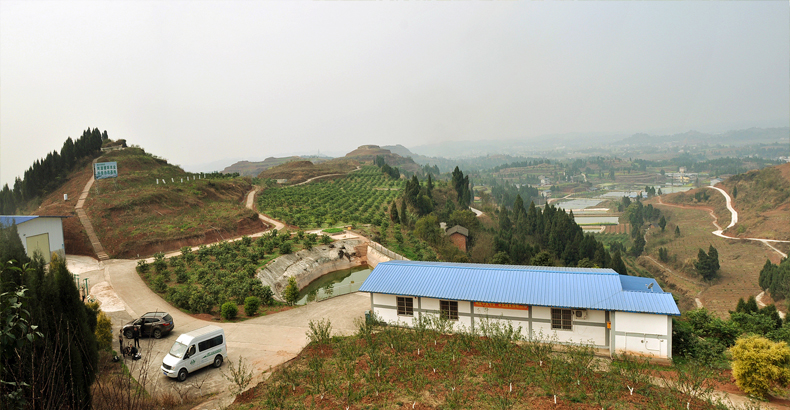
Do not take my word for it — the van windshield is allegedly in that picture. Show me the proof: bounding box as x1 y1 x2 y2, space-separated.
169 341 188 359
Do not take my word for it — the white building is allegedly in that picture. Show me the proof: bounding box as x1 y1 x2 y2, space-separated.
0 216 68 263
360 261 679 359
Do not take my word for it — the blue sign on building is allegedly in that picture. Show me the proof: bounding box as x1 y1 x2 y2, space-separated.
94 162 118 180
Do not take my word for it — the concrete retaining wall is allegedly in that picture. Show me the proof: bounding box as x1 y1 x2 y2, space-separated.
257 239 367 300
366 245 392 268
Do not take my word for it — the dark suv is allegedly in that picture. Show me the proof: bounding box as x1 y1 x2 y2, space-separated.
123 312 174 339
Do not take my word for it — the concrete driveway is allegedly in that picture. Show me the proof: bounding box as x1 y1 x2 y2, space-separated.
70 255 369 407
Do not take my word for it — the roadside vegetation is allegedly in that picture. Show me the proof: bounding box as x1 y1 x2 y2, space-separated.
231 316 757 410
135 232 310 319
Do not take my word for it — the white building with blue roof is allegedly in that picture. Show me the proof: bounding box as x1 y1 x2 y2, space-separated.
359 260 680 359
0 215 68 263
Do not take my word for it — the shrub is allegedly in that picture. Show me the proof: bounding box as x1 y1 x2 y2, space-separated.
279 241 292 254
152 275 168 293
283 276 300 305
221 302 239 321
730 335 790 399
174 266 189 283
244 296 261 316
306 319 332 345
95 311 113 351
136 259 149 273
259 285 274 306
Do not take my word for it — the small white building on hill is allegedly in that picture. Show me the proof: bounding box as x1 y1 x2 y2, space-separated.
359 261 680 359
0 216 68 263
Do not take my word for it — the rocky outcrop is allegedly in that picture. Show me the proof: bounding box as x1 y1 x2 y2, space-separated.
258 239 367 300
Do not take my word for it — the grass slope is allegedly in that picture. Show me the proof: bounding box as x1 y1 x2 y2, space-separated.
646 197 777 318
83 148 262 258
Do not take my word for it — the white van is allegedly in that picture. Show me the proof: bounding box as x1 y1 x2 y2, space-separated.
161 325 226 381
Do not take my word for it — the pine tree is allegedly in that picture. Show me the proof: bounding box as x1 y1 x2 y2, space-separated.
675 225 681 237
732 185 738 199
659 215 667 232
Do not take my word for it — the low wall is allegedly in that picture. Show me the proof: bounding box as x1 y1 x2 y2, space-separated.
366 246 391 268
257 239 367 300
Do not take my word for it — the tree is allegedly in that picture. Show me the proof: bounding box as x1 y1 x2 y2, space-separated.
530 251 553 267
611 251 628 275
675 226 681 237
221 302 238 320
490 251 511 265
658 216 667 232
283 276 300 305
730 335 790 399
244 296 260 316
695 246 720 281
732 185 738 199
389 202 399 223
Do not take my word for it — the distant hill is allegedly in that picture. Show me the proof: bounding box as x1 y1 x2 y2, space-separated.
719 162 790 241
222 156 331 177
258 158 360 184
35 147 264 258
618 127 789 147
344 145 422 174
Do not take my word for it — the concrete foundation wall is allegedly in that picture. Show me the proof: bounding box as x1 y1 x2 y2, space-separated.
257 239 366 300
366 246 392 268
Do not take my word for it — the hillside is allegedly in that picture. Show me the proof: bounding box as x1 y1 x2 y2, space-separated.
222 155 331 177
258 158 360 184
345 144 422 174
618 127 789 147
719 162 790 241
72 147 264 258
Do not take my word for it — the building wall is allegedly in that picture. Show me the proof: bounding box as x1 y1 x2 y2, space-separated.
369 292 671 358
612 311 671 358
17 218 65 263
448 233 467 252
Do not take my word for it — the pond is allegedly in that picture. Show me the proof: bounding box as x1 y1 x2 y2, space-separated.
296 265 372 305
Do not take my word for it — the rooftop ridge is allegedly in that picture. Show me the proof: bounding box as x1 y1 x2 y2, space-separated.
379 260 619 275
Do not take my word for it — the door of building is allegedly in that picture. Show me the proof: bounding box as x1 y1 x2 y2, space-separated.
26 233 51 263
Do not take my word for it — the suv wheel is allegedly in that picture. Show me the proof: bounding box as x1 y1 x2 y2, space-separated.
124 329 133 339
153 329 162 339
213 355 223 368
177 368 188 382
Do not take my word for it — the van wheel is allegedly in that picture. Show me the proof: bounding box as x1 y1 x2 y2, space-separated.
124 329 133 339
177 368 188 382
153 329 162 339
213 355 223 368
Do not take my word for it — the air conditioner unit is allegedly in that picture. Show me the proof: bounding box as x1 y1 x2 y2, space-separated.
574 310 588 320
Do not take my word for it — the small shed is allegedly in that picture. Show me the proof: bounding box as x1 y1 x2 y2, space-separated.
0 215 69 263
444 225 469 252
360 261 680 359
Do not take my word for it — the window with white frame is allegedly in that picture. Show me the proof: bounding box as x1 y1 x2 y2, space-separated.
551 308 573 330
397 296 414 316
440 300 459 321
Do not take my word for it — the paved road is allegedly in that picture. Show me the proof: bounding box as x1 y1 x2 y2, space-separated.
76 255 368 407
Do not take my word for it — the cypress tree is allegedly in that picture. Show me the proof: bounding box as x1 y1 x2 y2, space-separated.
611 250 628 275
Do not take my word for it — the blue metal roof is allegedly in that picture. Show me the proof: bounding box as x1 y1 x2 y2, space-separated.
0 216 38 227
359 260 680 316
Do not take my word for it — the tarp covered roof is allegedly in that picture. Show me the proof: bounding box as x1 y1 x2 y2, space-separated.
359 260 680 316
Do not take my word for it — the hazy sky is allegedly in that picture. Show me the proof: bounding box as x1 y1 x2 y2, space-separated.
1 1 788 186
